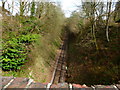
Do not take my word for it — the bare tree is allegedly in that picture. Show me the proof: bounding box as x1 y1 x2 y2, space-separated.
114 1 120 22
105 0 112 42
2 0 7 11
82 1 99 50
19 0 29 16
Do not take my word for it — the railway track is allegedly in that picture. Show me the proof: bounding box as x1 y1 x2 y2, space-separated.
1 33 120 90
49 33 68 85
53 39 67 83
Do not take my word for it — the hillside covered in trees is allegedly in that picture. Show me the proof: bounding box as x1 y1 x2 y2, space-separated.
0 0 120 85
1 0 65 82
66 1 120 85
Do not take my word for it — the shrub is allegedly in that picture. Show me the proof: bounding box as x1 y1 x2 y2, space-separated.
1 34 40 71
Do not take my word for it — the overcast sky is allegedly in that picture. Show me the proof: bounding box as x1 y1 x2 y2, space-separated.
53 0 81 17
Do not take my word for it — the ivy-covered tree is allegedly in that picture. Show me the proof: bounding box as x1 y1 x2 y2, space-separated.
30 0 35 17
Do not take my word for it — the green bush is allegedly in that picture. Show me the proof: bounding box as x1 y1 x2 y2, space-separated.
18 34 40 44
1 34 40 71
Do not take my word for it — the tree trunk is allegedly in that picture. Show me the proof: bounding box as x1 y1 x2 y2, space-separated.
106 1 112 42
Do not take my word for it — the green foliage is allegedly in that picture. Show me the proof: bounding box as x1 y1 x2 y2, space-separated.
2 1 65 82
52 39 60 47
18 34 40 43
20 17 43 34
1 34 40 71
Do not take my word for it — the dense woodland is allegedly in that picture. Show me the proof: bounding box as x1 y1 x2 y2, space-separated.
0 0 120 85
66 1 120 85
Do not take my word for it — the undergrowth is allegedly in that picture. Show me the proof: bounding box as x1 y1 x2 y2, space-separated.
1 2 65 82
1 32 40 71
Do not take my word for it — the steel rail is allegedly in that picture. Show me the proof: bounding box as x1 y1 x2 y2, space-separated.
46 34 68 90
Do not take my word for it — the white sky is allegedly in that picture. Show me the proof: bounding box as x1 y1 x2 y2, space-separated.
54 0 81 17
